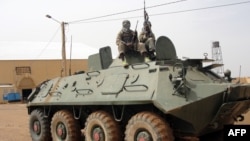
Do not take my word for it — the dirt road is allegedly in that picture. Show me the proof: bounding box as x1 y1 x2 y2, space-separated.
0 103 249 141
0 103 31 141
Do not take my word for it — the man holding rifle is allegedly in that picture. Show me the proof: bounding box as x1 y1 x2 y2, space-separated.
116 20 148 65
139 1 156 60
139 21 156 59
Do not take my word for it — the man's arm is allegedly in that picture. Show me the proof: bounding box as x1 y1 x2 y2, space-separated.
116 31 123 46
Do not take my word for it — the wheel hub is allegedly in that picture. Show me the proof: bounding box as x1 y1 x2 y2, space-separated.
137 131 152 141
56 123 67 139
92 127 104 141
33 121 41 135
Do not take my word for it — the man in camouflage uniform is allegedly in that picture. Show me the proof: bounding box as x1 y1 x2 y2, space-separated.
116 20 148 64
139 21 156 60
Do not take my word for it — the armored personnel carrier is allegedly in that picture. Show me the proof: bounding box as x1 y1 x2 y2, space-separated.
27 36 250 141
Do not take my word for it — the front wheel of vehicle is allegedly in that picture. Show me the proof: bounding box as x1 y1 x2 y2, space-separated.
29 109 51 141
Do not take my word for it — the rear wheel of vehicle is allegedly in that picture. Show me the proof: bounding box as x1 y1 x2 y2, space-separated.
125 111 174 141
84 110 121 141
29 109 51 141
51 110 81 141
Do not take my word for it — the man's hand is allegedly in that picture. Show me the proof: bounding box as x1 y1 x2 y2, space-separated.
126 42 133 47
134 31 137 37
141 35 148 42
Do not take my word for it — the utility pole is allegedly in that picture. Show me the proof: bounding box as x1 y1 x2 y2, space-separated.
61 22 67 77
46 15 67 77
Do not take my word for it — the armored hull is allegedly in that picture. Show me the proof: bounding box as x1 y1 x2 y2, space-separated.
27 36 250 141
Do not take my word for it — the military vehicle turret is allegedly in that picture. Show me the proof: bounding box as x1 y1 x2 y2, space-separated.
27 36 250 141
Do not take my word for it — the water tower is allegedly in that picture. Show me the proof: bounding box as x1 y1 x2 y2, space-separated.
212 41 224 75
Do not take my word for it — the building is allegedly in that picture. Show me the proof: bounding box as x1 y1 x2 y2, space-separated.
0 41 98 102
0 59 90 102
233 77 250 84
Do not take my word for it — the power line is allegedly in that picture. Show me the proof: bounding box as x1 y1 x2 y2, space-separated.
33 25 61 60
68 0 187 24
72 0 250 24
72 16 140 24
151 0 250 16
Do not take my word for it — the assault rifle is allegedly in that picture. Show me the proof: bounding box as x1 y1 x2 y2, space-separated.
144 0 152 37
131 20 138 43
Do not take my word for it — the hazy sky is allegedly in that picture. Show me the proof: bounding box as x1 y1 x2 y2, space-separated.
1 0 250 77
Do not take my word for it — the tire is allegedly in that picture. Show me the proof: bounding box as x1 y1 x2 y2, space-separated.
125 111 174 141
29 109 51 141
51 110 81 141
84 110 121 141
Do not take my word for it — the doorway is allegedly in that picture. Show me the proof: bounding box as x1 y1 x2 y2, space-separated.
22 89 32 102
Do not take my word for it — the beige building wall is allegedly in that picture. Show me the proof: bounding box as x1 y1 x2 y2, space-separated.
233 77 250 84
0 59 88 102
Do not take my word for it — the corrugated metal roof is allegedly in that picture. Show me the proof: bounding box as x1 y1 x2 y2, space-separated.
0 41 98 60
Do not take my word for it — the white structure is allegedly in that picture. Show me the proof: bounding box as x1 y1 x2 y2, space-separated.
212 41 224 75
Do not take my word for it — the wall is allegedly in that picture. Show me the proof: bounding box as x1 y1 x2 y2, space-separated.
0 59 88 102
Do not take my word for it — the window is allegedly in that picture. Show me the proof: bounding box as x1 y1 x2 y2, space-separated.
15 66 31 75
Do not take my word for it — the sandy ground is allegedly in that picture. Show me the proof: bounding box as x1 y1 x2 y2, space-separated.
0 103 249 141
0 103 31 141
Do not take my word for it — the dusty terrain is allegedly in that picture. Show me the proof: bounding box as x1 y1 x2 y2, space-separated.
0 103 249 141
0 103 31 141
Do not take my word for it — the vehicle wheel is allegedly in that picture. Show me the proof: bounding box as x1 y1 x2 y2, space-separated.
51 110 81 141
29 109 51 141
84 110 121 141
125 111 174 141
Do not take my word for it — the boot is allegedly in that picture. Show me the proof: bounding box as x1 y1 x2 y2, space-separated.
119 53 125 61
143 52 151 62
149 50 156 60
119 53 128 67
